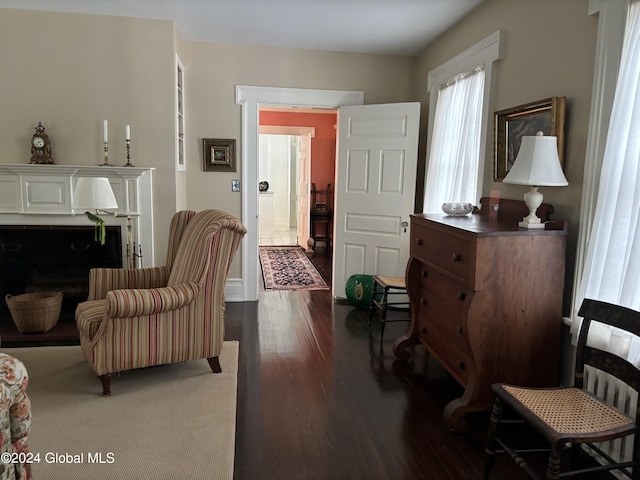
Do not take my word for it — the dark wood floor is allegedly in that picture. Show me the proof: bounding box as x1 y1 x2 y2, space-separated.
225 250 530 480
1 248 614 479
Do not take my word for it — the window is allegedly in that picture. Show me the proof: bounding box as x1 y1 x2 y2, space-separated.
423 66 485 212
422 31 502 213
574 0 640 319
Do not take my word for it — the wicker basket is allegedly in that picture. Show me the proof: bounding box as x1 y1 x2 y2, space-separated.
5 291 63 333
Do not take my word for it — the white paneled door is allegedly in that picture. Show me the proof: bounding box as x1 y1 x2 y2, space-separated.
333 102 420 298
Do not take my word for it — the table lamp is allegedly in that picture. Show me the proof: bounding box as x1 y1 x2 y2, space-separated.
503 131 568 229
72 177 118 246
72 177 118 213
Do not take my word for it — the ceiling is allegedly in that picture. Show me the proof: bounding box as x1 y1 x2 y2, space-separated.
0 0 484 56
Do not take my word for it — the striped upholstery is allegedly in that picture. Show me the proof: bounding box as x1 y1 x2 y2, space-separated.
165 210 196 271
75 210 246 378
86 211 195 301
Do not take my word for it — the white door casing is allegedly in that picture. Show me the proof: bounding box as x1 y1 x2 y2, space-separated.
237 86 364 301
333 102 420 298
297 132 312 249
259 125 314 249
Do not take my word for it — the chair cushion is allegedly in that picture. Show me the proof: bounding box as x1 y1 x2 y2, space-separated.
76 300 106 340
501 385 633 435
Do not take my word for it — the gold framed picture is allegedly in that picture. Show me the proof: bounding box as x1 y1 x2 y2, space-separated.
494 97 566 181
203 138 236 172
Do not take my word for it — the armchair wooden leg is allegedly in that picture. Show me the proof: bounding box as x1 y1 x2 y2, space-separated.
207 356 221 373
99 374 112 397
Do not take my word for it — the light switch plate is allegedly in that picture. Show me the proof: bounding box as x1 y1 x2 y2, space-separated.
231 179 240 192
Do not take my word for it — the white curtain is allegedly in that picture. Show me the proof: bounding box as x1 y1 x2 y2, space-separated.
423 65 485 213
573 0 640 364
576 0 640 313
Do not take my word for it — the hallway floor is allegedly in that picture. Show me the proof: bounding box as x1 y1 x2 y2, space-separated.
259 227 298 246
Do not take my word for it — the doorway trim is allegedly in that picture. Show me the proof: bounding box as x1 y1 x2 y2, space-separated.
259 126 316 249
236 85 364 301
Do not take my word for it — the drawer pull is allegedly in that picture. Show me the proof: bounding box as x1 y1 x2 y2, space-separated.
458 292 466 301
416 238 423 246
452 253 461 262
420 297 426 305
421 270 428 278
456 325 463 334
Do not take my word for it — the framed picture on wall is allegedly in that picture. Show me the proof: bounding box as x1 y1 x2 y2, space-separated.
203 138 236 172
494 96 566 181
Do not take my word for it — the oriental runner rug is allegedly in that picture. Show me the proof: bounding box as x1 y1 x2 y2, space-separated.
259 246 329 290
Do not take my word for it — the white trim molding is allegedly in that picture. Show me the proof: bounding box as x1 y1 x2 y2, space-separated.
235 85 364 301
0 163 155 268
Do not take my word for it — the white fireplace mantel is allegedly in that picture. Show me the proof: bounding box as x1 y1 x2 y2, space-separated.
0 163 155 267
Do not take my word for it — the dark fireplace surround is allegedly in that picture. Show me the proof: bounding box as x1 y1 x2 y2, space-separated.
0 225 123 325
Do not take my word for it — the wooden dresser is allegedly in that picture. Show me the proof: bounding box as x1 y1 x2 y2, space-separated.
393 199 567 432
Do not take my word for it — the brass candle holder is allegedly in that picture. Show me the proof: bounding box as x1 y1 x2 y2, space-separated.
123 139 135 167
124 215 143 268
100 141 113 166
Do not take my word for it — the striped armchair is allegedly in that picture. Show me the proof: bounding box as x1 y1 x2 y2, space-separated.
75 210 246 396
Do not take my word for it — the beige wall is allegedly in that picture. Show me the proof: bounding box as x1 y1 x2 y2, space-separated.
414 0 598 310
180 41 415 212
0 8 414 280
1 3 601 295
0 9 177 264
179 42 415 277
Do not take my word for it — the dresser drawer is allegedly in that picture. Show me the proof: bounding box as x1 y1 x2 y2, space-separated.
418 265 471 310
412 222 473 284
418 291 471 385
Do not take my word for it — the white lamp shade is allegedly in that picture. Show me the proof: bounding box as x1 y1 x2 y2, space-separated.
72 177 118 211
503 132 568 186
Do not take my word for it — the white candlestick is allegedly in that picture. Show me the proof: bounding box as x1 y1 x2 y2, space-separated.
125 124 131 141
103 120 108 143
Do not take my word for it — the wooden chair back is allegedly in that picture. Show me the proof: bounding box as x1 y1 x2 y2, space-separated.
576 299 640 403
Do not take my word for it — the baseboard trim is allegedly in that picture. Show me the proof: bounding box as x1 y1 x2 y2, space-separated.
225 278 245 302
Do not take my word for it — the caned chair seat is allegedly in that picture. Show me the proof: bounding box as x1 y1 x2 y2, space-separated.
373 276 406 290
496 385 633 436
369 275 410 341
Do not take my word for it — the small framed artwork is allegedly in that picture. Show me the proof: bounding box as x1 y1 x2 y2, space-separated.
494 96 566 181
203 138 236 172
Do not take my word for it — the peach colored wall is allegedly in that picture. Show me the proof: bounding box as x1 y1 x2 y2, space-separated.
259 111 338 188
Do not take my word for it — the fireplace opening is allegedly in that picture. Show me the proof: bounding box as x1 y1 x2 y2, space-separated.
0 225 122 325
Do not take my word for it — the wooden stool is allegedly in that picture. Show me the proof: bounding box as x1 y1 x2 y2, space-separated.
369 275 411 341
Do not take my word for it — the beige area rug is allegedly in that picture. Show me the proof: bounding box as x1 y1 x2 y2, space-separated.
2 341 239 480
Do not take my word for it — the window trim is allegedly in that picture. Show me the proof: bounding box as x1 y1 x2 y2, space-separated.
424 30 503 207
